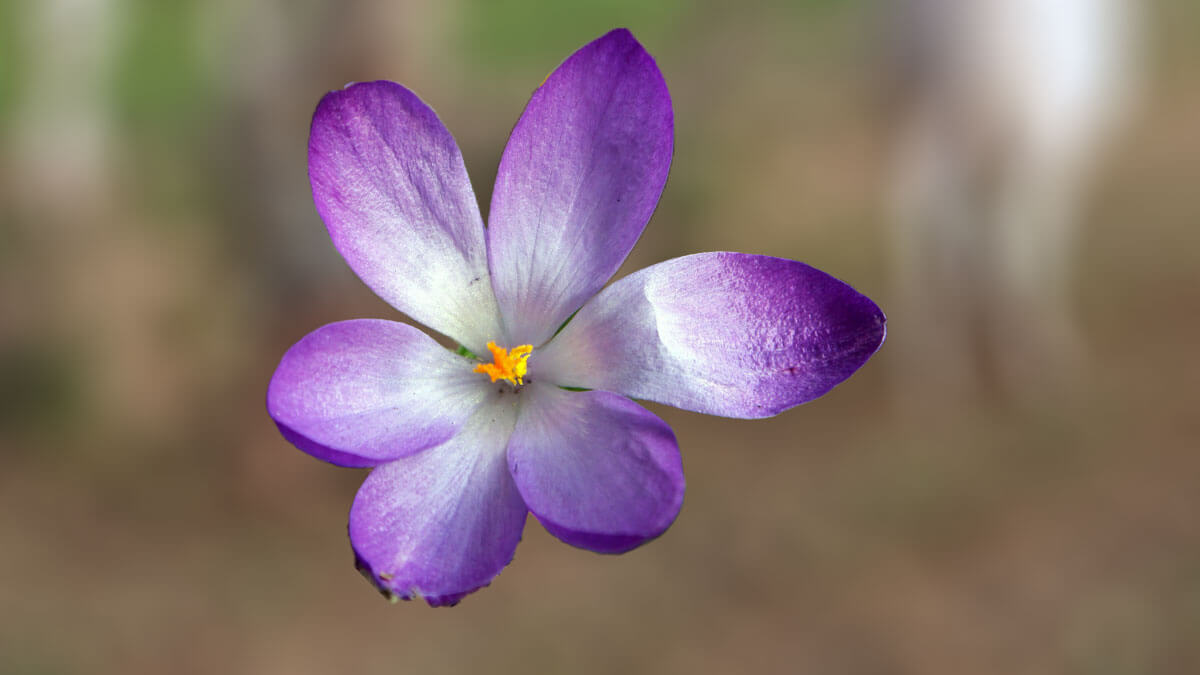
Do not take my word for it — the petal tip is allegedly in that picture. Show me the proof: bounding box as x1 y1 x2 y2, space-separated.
599 27 636 45
351 544 518 608
272 420 378 468
537 515 675 555
354 553 474 607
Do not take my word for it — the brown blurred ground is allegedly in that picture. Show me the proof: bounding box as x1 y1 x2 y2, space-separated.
1 1 1198 674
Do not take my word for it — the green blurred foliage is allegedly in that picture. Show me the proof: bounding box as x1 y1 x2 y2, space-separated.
0 0 27 126
112 0 212 135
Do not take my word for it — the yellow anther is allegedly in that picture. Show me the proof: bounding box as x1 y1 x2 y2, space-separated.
473 341 533 386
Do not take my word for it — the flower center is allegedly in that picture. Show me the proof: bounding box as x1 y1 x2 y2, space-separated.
474 341 533 386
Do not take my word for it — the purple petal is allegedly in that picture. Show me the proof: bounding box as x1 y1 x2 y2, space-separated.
487 29 674 346
309 81 502 352
507 384 684 554
533 253 886 418
267 320 489 467
350 399 527 606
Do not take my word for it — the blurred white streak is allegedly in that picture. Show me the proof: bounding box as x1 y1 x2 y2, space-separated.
880 0 1138 407
8 0 121 217
3 0 122 345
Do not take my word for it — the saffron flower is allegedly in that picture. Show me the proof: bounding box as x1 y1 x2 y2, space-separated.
268 29 885 606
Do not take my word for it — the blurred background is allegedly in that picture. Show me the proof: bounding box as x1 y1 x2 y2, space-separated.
2 0 1198 673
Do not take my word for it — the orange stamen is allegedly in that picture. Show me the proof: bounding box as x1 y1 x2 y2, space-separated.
473 341 533 386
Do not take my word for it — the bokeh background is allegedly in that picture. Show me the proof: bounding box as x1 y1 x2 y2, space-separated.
2 1 1198 673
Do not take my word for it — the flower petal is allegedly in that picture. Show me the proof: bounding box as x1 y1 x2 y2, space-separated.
309 80 502 351
507 384 684 554
533 253 886 418
487 28 674 346
350 398 527 606
267 320 489 468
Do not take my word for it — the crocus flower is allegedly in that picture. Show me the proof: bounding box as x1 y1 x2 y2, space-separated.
267 28 885 606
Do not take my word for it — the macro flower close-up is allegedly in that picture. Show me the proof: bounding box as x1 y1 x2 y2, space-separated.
267 28 886 606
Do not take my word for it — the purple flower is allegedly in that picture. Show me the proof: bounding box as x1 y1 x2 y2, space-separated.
267 29 885 606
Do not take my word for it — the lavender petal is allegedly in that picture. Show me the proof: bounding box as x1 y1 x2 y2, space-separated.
507 384 684 554
533 252 886 418
268 320 490 467
309 80 502 353
487 29 673 346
